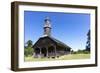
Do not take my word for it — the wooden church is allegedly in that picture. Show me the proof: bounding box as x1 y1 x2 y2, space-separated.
33 17 71 58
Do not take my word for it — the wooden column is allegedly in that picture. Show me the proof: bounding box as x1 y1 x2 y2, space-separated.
34 48 37 58
39 48 41 54
39 48 42 58
54 46 57 57
46 47 49 57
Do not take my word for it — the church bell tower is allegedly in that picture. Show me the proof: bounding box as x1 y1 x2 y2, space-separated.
43 17 51 36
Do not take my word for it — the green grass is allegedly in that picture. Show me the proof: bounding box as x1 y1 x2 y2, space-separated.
24 54 90 62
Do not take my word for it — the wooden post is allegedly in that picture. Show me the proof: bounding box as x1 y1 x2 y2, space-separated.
46 47 49 57
39 48 41 54
54 46 57 57
39 48 42 58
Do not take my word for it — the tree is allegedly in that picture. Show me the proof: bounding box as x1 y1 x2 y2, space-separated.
85 30 90 51
24 47 33 56
24 40 33 57
26 40 33 47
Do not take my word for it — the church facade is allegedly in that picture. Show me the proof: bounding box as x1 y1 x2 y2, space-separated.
33 17 71 58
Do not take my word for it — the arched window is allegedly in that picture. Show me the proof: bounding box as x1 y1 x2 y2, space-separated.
35 48 40 54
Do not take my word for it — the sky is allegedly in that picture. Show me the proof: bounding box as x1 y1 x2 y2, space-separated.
24 11 90 51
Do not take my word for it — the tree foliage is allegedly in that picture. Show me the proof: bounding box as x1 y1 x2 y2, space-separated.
85 30 90 51
71 49 90 54
24 40 33 57
26 40 33 47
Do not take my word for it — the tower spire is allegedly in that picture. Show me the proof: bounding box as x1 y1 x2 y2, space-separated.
43 17 51 36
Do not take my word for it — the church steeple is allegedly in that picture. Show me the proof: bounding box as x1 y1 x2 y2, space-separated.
43 17 51 36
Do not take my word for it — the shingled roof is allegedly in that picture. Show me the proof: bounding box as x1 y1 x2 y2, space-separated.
48 36 71 49
33 35 71 49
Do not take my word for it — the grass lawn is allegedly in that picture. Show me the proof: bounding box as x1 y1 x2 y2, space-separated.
24 54 90 62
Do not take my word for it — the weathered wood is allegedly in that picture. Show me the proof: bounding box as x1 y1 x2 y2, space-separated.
46 47 49 57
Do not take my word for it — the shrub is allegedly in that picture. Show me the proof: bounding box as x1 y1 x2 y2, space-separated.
71 49 90 54
24 47 33 57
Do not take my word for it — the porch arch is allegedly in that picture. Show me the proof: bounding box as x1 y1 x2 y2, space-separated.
41 47 47 57
34 47 41 55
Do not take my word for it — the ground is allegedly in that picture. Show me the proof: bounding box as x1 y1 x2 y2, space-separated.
24 54 90 62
